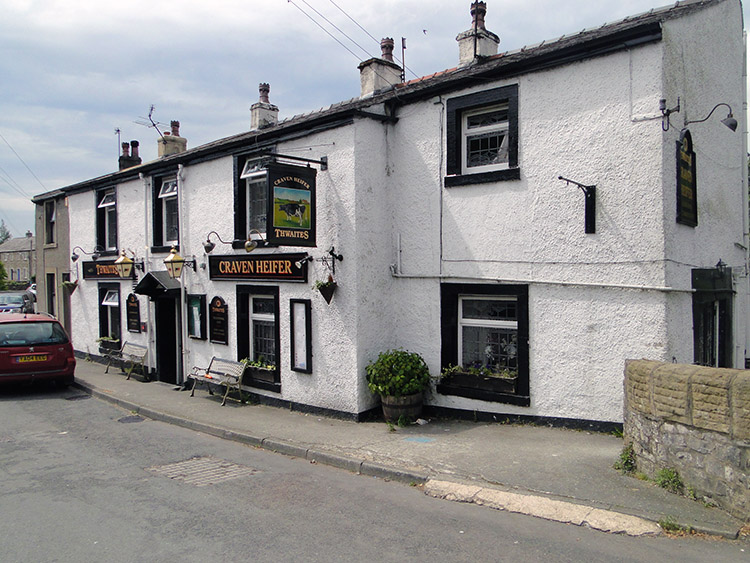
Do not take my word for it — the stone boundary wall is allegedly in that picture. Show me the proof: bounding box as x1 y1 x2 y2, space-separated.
624 360 750 520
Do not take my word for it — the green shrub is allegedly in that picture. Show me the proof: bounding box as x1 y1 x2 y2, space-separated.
365 349 431 397
655 467 684 494
613 443 637 474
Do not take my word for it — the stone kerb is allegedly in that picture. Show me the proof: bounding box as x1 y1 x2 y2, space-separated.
623 360 750 520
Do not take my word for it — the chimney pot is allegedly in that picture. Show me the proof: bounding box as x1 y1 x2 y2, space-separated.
121 142 130 157
170 120 180 136
130 140 140 158
380 38 395 62
471 1 487 29
259 83 270 104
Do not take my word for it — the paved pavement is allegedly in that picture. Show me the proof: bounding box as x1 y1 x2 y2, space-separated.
71 359 745 539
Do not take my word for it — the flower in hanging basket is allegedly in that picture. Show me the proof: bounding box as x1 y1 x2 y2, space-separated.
61 280 79 293
314 275 337 304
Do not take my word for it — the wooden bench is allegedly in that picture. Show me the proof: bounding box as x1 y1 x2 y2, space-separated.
188 357 246 406
104 341 149 381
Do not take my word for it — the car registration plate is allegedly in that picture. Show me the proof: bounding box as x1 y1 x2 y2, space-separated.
17 354 48 363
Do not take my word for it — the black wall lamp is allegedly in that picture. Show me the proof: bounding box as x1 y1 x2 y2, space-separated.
71 245 103 262
559 176 596 234
203 231 232 254
113 250 145 279
295 255 314 269
685 103 737 132
660 98 737 132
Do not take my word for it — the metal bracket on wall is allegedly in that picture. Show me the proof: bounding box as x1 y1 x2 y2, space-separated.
559 176 596 234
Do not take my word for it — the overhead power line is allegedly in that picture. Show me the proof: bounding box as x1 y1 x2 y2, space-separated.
327 0 419 79
0 130 46 192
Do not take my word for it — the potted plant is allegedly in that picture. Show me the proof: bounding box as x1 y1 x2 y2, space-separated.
314 274 337 304
240 357 276 384
96 336 121 354
439 363 518 394
366 349 431 422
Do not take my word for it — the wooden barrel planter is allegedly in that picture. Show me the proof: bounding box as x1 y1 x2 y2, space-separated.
381 392 423 422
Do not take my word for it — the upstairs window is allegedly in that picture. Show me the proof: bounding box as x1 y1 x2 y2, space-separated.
159 179 179 245
44 201 56 245
446 84 519 187
152 175 179 251
96 189 118 252
463 104 509 173
241 161 268 234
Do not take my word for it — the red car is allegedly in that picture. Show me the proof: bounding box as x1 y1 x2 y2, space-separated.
0 313 76 385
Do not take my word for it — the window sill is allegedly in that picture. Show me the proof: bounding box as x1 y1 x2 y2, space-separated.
437 378 529 407
444 167 520 187
150 245 179 254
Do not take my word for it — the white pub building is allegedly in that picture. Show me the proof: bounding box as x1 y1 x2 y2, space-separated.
34 0 748 426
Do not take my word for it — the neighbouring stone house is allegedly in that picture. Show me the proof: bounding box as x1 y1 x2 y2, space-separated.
32 0 748 424
0 232 35 284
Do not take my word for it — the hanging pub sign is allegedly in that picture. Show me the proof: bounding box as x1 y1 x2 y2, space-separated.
209 296 229 345
82 260 126 279
208 253 309 282
676 129 698 227
266 162 317 247
126 294 141 333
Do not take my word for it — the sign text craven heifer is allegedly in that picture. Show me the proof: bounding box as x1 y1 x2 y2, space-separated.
266 163 317 247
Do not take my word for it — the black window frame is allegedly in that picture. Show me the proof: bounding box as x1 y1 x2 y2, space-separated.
237 285 280 392
98 282 121 342
445 84 520 187
692 267 733 368
439 283 529 406
151 174 180 253
187 294 207 340
44 200 56 245
95 187 119 257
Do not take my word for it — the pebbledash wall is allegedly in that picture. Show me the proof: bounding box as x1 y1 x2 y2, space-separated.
624 359 750 520
51 0 747 424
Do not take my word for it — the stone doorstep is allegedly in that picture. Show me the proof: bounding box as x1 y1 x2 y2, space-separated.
424 479 662 537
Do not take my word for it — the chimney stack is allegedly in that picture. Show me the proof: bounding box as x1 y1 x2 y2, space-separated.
158 120 188 157
358 37 402 98
456 1 499 65
119 140 142 170
251 83 279 130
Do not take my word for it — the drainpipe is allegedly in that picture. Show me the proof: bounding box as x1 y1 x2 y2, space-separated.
177 164 189 385
140 172 155 377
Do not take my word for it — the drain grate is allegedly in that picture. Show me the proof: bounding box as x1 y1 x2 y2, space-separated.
147 456 257 486
118 415 144 423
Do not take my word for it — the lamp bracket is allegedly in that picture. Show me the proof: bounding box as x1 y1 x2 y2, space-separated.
559 176 596 234
263 152 328 171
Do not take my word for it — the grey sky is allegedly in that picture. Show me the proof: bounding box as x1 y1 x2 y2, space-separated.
0 0 746 237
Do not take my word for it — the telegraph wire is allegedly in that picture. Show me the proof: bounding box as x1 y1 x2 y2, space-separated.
300 0 373 60
0 164 32 200
327 0 419 79
287 0 364 63
0 130 46 192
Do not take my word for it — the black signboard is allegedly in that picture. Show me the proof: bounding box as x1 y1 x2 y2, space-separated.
82 260 127 280
209 296 229 345
208 253 308 282
126 294 141 333
266 163 317 247
676 129 698 227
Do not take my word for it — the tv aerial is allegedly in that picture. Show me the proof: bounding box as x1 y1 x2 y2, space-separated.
134 105 167 141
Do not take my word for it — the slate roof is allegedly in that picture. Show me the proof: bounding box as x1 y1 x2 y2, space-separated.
0 236 35 253
33 0 724 199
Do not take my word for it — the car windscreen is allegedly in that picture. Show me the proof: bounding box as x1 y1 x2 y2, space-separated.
0 295 24 305
0 322 69 347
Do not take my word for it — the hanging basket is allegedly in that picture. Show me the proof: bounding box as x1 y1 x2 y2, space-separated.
317 283 337 304
62 280 79 294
